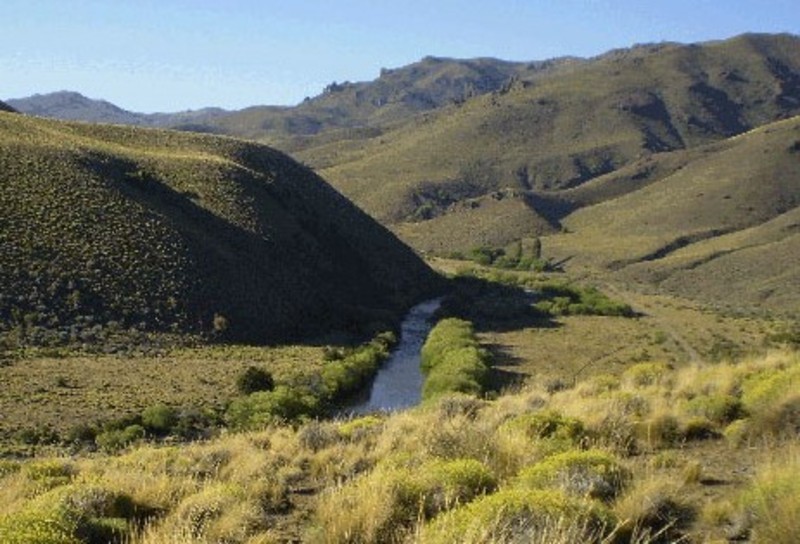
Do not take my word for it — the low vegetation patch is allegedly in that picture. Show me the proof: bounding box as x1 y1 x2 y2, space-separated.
420 319 491 400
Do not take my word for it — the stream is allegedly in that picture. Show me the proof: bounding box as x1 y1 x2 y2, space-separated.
342 297 442 415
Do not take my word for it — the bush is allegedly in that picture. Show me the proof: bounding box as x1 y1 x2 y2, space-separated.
516 449 631 501
226 386 319 429
420 319 491 401
236 366 275 395
614 477 695 543
141 403 179 435
501 411 586 443
314 458 496 542
95 425 145 453
738 361 800 440
532 282 633 317
737 456 800 543
421 488 616 544
0 483 138 544
337 415 384 441
684 394 744 425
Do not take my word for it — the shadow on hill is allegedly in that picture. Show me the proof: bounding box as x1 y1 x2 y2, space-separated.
522 192 577 228
482 341 530 392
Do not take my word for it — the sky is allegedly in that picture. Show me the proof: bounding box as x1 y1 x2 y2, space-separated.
2 0 799 113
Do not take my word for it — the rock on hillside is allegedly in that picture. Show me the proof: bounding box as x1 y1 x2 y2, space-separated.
0 113 439 347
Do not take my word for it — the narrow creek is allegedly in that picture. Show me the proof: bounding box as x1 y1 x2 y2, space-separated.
341 297 442 415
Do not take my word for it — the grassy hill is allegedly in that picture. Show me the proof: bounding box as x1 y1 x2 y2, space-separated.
0 112 439 349
545 115 800 313
303 33 800 236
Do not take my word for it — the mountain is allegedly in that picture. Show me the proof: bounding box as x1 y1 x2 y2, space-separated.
0 112 439 347
7 91 148 125
204 56 579 142
304 33 800 241
0 100 15 113
6 91 230 131
7 57 578 142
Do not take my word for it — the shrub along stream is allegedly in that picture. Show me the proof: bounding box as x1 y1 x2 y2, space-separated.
420 318 491 400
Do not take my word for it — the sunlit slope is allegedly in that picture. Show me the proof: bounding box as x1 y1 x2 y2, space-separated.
0 113 438 344
548 116 800 312
300 33 800 249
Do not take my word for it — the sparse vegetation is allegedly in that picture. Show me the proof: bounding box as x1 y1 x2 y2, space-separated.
2 31 799 544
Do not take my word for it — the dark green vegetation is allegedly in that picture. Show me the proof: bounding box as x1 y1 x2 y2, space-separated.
0 112 439 349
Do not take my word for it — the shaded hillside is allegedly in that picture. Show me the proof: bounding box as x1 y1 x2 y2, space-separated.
297 33 800 247
0 113 439 347
546 115 800 313
0 100 15 113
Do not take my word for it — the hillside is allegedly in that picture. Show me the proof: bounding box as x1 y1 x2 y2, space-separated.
545 115 800 313
305 33 800 234
0 100 15 113
0 112 439 348
7 58 578 143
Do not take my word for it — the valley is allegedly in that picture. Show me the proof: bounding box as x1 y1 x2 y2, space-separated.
1 32 800 543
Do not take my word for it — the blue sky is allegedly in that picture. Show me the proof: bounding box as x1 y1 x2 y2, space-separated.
2 0 798 112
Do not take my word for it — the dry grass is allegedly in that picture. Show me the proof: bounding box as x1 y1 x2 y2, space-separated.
0 345 325 443
1 344 798 542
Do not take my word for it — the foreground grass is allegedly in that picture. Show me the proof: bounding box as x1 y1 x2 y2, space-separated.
2 348 799 542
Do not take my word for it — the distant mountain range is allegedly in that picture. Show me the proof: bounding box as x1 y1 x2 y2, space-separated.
6 91 229 131
7 32 800 315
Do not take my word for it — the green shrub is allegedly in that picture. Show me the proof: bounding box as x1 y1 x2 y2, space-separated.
235 366 275 395
0 483 138 544
141 403 179 435
95 425 145 453
739 361 800 440
421 488 616 544
421 319 479 373
516 449 630 501
315 458 496 542
226 385 319 429
502 411 586 443
22 459 75 494
684 394 745 425
337 415 384 441
420 318 490 401
531 282 632 317
0 459 21 478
